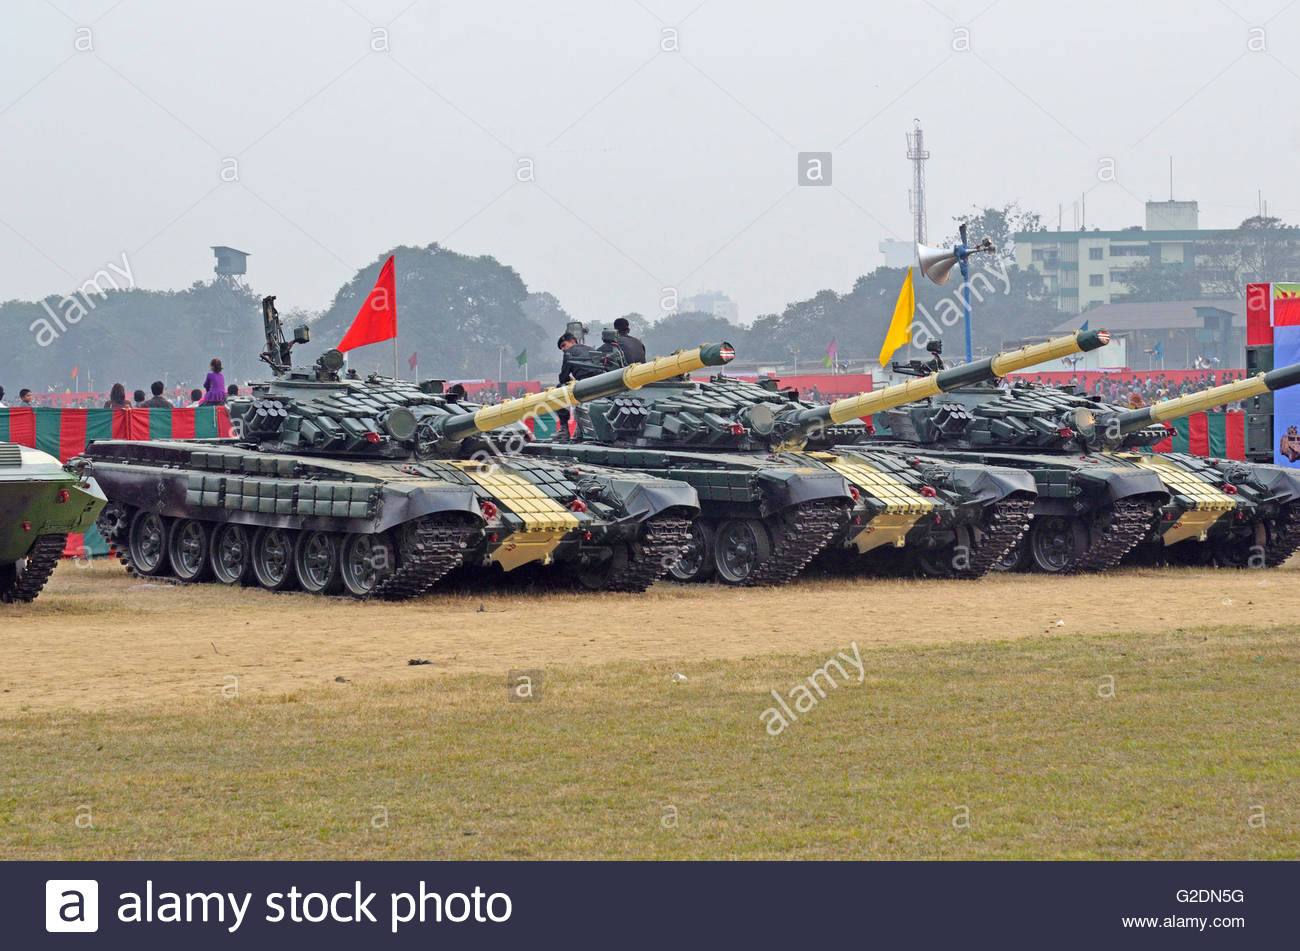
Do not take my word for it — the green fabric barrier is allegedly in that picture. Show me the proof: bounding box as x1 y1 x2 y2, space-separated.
532 413 559 439
35 409 61 458
86 409 112 442
149 407 172 440
1206 412 1226 458
195 406 219 438
0 413 7 441
1169 423 1190 453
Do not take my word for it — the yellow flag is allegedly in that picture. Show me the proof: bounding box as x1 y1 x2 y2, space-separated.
878 267 915 366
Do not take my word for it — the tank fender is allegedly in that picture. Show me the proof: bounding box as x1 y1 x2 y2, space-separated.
1077 467 1169 506
374 484 485 533
584 474 700 523
942 464 1038 506
754 469 855 512
1226 463 1300 505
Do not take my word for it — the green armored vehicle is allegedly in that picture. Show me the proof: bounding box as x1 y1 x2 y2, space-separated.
83 296 730 598
866 358 1300 571
525 330 1110 584
0 443 106 603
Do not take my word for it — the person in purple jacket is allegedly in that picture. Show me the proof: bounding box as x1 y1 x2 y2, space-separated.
201 358 226 404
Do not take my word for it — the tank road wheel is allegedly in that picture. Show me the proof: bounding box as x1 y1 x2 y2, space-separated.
341 532 395 598
128 510 171 577
668 519 716 582
1028 515 1089 573
1212 520 1267 569
168 519 212 582
295 530 343 595
713 518 773 585
251 527 299 591
210 523 253 586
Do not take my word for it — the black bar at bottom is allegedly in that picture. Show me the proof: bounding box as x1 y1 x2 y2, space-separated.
6 860 1288 949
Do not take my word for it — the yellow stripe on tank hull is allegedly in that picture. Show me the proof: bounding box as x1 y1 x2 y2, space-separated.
1112 452 1235 545
799 452 934 552
451 462 580 569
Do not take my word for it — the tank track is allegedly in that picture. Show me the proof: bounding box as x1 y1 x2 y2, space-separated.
0 534 68 603
953 498 1034 579
96 502 136 576
367 516 475 601
1073 498 1160 573
747 499 850 587
603 515 692 593
1263 501 1300 567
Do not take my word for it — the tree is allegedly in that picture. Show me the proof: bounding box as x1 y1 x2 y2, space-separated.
1200 216 1300 295
643 311 746 356
1116 260 1203 302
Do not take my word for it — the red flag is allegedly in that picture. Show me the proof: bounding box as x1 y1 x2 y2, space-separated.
70 364 78 380
408 352 418 371
338 255 396 353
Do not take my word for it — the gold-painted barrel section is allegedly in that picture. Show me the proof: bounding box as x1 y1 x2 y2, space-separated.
819 329 1111 426
443 342 735 439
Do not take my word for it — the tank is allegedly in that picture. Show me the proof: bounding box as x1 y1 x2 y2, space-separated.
0 443 106 603
82 296 732 598
868 359 1300 572
524 330 1110 584
1109 365 1300 567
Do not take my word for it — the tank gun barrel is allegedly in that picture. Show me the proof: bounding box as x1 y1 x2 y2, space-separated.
777 329 1110 446
1114 362 1300 435
436 343 735 442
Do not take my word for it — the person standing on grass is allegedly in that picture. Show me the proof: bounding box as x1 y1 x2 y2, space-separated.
201 358 226 404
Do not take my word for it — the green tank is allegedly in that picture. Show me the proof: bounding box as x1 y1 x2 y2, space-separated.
82 296 730 598
524 331 1110 583
0 443 106 603
867 360 1300 571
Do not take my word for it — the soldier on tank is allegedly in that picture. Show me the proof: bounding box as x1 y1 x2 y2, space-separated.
600 317 646 365
556 332 603 440
922 339 945 373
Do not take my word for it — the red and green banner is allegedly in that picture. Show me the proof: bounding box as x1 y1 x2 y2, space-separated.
0 406 231 459
1150 410 1244 459
0 407 232 558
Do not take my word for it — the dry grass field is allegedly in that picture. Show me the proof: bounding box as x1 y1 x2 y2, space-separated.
1 560 1298 859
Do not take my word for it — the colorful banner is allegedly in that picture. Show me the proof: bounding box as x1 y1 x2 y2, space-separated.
1150 411 1244 459
0 406 230 455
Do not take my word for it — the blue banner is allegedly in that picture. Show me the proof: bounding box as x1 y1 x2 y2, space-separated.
1274 324 1300 467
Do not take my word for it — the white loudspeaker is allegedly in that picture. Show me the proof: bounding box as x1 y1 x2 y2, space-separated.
916 243 959 285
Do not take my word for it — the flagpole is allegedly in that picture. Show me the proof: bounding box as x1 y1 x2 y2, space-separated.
393 337 398 380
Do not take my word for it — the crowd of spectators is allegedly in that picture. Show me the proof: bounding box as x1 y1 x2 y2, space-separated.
2 357 244 410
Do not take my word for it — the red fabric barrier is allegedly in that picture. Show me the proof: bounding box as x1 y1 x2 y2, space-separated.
59 409 87 462
6 407 35 446
1225 410 1245 460
172 410 196 439
1186 413 1209 456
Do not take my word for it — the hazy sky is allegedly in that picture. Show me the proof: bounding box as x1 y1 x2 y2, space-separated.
2 0 1297 325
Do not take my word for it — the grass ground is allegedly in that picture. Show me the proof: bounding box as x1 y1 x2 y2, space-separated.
2 622 1296 860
